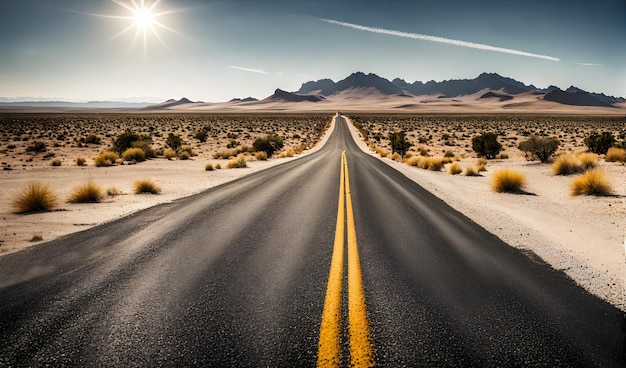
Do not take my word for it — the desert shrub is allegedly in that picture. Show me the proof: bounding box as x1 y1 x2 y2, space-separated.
577 153 598 170
391 152 401 161
205 163 214 171
166 133 184 151
497 153 509 159
518 135 559 163
94 151 118 167
26 141 46 153
178 151 191 160
280 149 295 158
106 187 121 196
448 162 462 175
163 148 176 159
134 179 161 194
76 157 87 166
113 131 139 155
419 157 446 171
122 147 146 162
227 154 248 168
472 132 502 159
584 131 615 155
570 169 612 196
12 182 58 213
388 131 411 157
405 156 421 167
255 151 268 161
69 181 104 203
476 158 488 172
253 135 284 157
377 148 388 157
50 159 62 167
605 147 626 163
179 145 195 156
444 151 455 158
195 130 208 142
491 169 526 193
552 155 581 175
85 134 101 144
30 234 43 242
215 163 222 169
465 166 480 176
214 148 239 159
132 139 156 158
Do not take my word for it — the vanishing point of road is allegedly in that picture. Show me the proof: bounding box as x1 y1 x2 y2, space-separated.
0 115 624 367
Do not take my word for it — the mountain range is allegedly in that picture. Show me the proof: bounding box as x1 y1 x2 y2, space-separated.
296 72 624 107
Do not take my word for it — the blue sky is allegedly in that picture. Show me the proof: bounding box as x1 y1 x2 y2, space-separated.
0 0 624 102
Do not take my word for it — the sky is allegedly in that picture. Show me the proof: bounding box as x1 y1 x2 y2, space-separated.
0 0 624 102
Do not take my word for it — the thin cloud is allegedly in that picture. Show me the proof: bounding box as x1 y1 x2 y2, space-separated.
321 18 560 62
577 62 602 67
228 65 268 74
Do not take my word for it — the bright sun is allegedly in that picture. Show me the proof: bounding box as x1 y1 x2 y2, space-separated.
102 0 181 55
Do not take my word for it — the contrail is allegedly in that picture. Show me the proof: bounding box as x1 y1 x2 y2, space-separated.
321 18 560 62
228 65 268 74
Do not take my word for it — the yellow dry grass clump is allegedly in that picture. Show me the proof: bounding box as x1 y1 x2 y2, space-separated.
163 148 176 160
605 147 626 163
465 166 480 176
12 182 59 213
122 147 146 162
227 154 248 168
69 181 104 203
552 153 598 175
577 153 598 170
570 169 612 196
448 162 463 175
94 151 118 167
255 151 268 161
491 169 526 193
134 179 161 194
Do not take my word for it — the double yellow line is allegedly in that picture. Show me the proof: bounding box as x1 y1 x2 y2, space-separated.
317 151 374 367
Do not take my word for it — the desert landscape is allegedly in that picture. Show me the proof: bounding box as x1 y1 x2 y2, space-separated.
1 111 624 312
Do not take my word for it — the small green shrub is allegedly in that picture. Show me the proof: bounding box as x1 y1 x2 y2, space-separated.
195 130 208 142
584 131 615 155
122 147 146 162
570 169 612 196
12 182 59 213
253 135 284 157
85 134 101 144
26 141 47 153
69 181 104 203
388 131 411 157
518 135 559 163
134 179 161 194
113 130 139 155
491 169 526 193
472 132 502 159
166 133 184 151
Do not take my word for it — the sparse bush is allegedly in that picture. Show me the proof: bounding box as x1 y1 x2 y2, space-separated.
605 147 626 163
132 139 156 158
472 132 502 159
205 163 214 171
448 162 462 175
113 130 139 155
76 157 87 166
227 154 248 168
255 151 268 161
388 131 412 157
518 135 559 163
94 151 118 167
253 135 284 157
50 159 62 167
12 182 59 213
26 141 46 153
577 153 598 170
570 169 612 196
85 134 101 144
134 179 161 194
491 169 526 193
195 129 208 142
465 166 480 176
584 131 615 155
163 148 176 160
166 133 184 151
122 147 146 162
69 181 104 203
444 151 455 158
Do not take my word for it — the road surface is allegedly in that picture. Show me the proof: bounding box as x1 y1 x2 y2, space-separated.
0 115 624 367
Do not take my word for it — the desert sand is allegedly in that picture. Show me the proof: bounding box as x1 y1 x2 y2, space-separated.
1 112 624 312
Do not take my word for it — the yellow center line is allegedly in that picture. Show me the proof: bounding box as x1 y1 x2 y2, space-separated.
318 151 374 368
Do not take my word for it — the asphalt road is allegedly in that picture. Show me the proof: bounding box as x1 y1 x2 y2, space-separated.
0 115 624 367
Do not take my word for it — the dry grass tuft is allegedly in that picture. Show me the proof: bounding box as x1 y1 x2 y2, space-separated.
30 234 43 242
255 151 268 161
106 187 122 197
76 157 87 166
491 169 526 193
94 151 118 167
391 152 401 161
122 147 146 162
570 169 612 196
476 158 488 172
134 179 161 194
227 154 248 168
51 159 62 167
465 166 480 176
552 154 582 175
605 147 626 163
280 149 295 158
448 162 463 175
215 163 222 170
205 162 214 171
163 148 176 160
69 180 104 203
12 182 59 213
577 153 598 170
